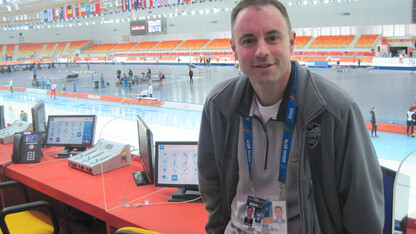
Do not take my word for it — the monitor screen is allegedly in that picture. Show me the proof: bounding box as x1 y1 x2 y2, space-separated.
148 19 162 33
31 100 46 133
45 115 96 157
155 141 201 202
132 115 154 186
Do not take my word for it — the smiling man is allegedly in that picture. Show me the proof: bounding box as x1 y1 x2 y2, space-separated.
197 0 384 233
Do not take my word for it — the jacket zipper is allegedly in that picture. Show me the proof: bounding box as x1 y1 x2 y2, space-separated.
252 116 269 170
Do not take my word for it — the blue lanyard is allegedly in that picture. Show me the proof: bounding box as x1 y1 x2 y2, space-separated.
243 66 298 186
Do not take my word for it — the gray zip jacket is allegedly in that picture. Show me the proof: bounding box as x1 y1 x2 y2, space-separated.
198 61 384 233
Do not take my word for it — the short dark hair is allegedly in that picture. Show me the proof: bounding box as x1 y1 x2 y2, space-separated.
231 0 292 36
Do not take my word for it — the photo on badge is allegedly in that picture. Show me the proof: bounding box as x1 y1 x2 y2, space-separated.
243 206 255 228
271 201 288 233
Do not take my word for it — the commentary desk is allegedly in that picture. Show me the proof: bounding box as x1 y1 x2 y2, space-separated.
0 144 207 233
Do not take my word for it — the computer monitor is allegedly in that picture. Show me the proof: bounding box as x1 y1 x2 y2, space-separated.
154 141 202 202
381 166 396 234
31 100 47 133
45 115 96 158
0 105 5 130
132 115 154 186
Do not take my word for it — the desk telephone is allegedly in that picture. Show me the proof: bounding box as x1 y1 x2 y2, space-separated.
12 132 43 164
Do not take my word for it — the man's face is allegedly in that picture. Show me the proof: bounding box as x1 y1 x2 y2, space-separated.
231 4 295 90
247 207 253 218
275 207 282 219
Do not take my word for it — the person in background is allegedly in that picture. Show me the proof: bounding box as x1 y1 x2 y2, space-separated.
7 106 15 126
8 79 13 93
406 102 416 137
370 106 378 138
20 110 28 122
62 80 67 91
148 83 153 98
189 68 194 84
197 0 384 233
51 81 57 99
46 77 51 90
159 71 164 86
100 73 105 88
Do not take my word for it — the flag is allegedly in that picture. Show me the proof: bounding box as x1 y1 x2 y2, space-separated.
80 3 86 16
86 2 91 16
66 5 73 18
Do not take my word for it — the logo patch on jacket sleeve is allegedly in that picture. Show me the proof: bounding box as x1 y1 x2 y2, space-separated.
306 123 321 148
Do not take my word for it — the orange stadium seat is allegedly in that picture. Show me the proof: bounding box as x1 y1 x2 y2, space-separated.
309 35 355 48
91 43 118 53
18 43 44 58
111 42 137 52
177 39 209 50
53 42 68 57
354 34 379 48
83 44 101 53
152 40 182 51
130 41 159 51
39 42 56 58
5 44 15 54
61 40 91 56
295 36 312 48
205 38 230 49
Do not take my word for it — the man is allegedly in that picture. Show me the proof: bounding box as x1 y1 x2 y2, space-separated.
189 68 194 84
51 81 57 99
197 0 384 233
20 110 28 122
148 83 153 98
8 79 13 93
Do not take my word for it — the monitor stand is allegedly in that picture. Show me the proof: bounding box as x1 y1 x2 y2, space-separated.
55 147 87 158
168 188 203 203
132 171 151 186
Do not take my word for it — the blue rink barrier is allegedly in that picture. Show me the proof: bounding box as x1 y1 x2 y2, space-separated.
306 61 329 68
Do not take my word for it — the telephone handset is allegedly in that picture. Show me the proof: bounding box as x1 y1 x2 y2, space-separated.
12 131 42 164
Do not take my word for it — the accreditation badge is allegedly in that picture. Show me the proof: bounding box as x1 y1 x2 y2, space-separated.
243 196 267 232
262 200 288 234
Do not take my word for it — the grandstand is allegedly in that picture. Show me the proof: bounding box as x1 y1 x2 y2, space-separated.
111 42 137 52
355 34 380 48
309 35 355 48
152 40 183 51
17 43 44 58
176 39 209 50
204 38 231 50
130 41 159 51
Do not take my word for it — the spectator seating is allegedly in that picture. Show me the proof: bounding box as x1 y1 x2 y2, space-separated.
62 40 91 56
355 34 379 48
91 43 118 53
53 42 68 57
83 44 101 53
111 42 137 52
18 43 44 58
309 35 355 48
152 40 183 51
295 36 312 48
40 43 56 58
5 44 15 54
205 38 230 49
130 41 159 51
177 39 209 50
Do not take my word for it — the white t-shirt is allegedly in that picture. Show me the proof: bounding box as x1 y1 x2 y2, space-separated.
148 85 153 95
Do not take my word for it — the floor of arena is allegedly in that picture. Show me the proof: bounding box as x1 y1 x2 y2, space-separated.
0 63 415 172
